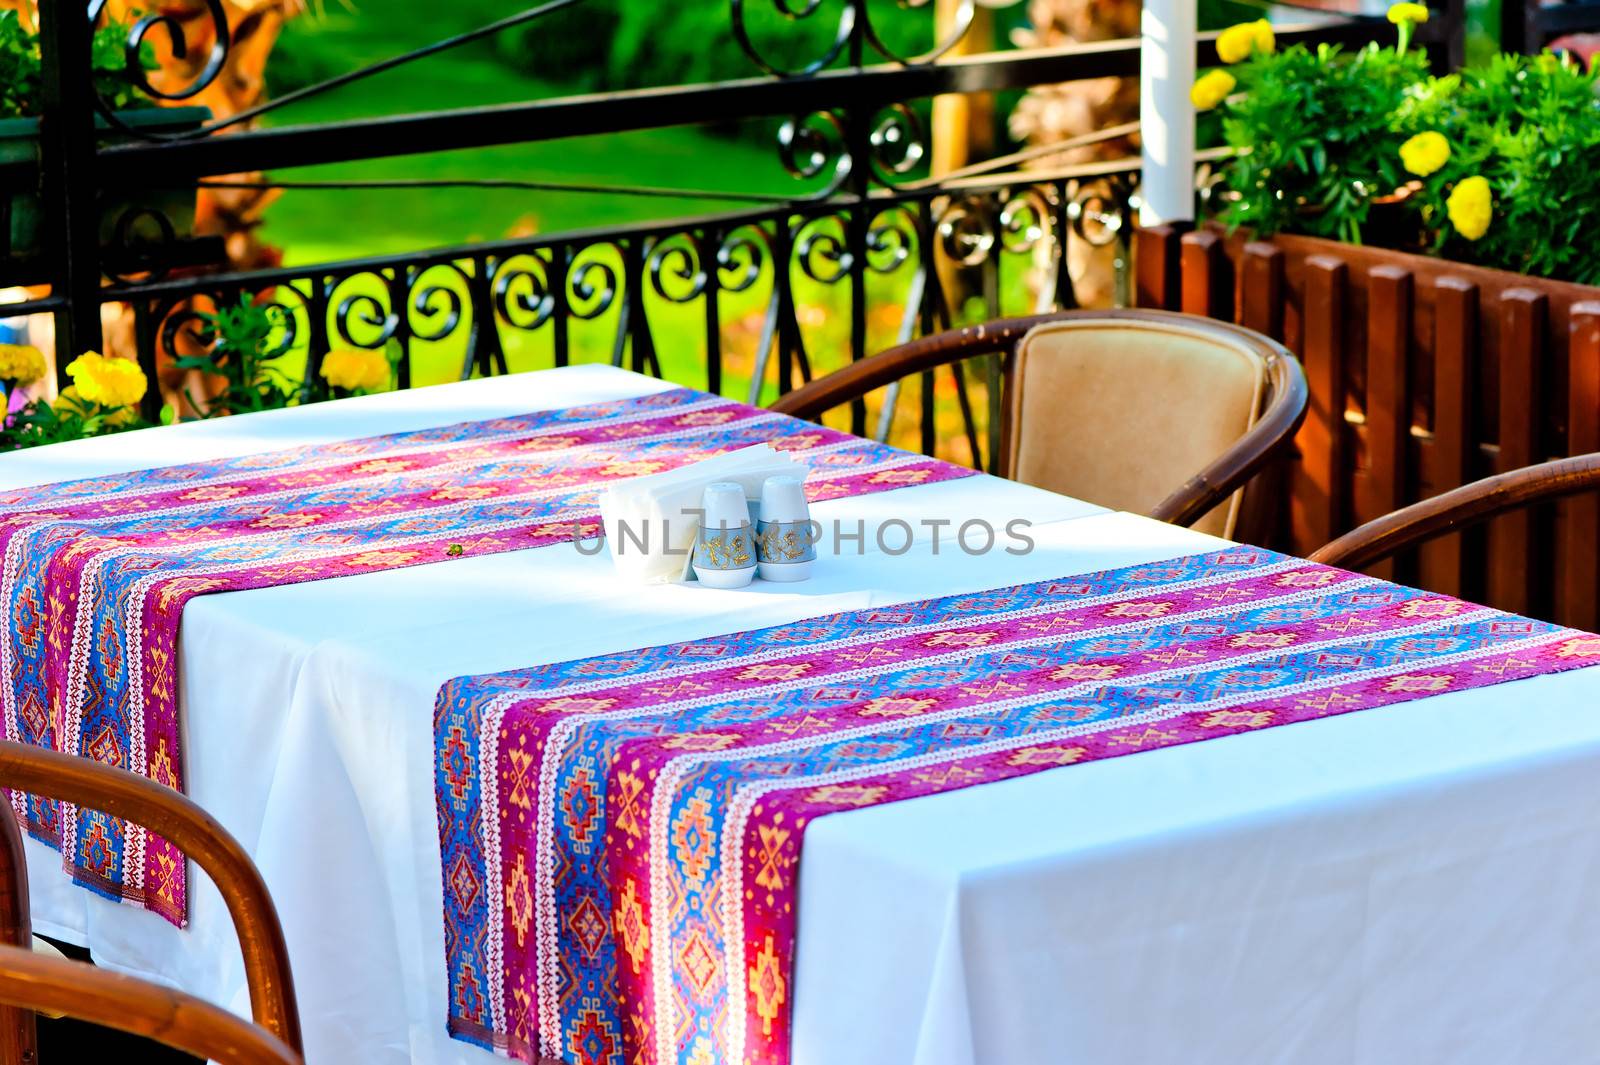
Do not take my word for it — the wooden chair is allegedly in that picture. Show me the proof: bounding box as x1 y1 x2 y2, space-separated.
1310 453 1600 571
0 740 301 1065
771 309 1309 538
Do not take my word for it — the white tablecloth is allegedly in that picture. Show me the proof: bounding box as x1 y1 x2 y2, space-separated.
9 365 1600 1065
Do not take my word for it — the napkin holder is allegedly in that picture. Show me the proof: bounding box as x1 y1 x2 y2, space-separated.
598 444 805 583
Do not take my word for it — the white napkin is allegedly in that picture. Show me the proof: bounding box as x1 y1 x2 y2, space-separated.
597 444 804 583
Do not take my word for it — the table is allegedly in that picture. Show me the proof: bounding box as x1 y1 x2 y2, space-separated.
10 365 1600 1065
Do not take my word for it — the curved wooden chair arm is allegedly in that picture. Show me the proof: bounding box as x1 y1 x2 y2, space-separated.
0 794 25 957
1148 350 1309 528
1309 453 1600 571
0 798 32 1065
0 740 300 1053
0 944 299 1065
769 312 1080 421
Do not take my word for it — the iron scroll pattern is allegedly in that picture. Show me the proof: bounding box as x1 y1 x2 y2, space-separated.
87 0 230 138
734 0 977 77
112 170 1137 470
778 103 930 196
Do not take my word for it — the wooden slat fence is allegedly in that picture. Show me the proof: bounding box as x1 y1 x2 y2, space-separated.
1136 224 1600 629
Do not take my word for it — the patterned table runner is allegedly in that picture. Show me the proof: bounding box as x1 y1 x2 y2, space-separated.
433 546 1600 1065
0 386 972 925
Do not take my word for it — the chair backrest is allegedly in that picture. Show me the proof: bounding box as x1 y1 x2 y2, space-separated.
1007 314 1277 538
771 309 1307 540
0 942 300 1065
1309 452 1600 571
0 740 301 1062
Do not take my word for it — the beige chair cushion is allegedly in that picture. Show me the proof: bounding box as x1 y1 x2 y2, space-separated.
1007 318 1269 539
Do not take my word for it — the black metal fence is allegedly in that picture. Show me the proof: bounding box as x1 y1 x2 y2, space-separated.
4 0 1486 466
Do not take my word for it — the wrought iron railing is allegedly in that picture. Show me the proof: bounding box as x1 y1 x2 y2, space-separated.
8 0 1474 469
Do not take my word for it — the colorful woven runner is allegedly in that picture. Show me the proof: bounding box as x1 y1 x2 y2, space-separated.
433 546 1600 1065
0 386 971 925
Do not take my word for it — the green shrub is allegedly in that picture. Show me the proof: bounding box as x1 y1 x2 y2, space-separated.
1207 12 1600 285
1219 42 1428 244
172 296 299 418
0 10 151 119
1398 53 1600 284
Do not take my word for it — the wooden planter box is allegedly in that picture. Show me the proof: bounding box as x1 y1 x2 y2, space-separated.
0 107 209 274
1135 223 1600 631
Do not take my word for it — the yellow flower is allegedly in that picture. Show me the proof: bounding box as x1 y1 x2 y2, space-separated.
64 351 148 409
1446 176 1492 241
1399 131 1451 176
1387 3 1429 24
1216 19 1275 64
1190 69 1237 112
1248 19 1276 57
320 348 390 392
0 344 46 386
53 386 138 427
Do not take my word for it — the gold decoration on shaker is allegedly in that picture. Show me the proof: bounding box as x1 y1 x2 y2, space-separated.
702 533 752 568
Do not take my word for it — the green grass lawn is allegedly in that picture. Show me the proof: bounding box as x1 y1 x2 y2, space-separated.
259 9 800 263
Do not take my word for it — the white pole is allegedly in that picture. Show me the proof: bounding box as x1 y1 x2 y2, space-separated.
1139 0 1196 226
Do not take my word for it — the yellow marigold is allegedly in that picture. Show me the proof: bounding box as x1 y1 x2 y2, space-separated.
64 351 147 409
321 348 390 392
1190 69 1237 112
1216 19 1276 64
1248 19 1276 56
1387 3 1429 24
1399 131 1451 177
1446 175 1492 241
0 344 46 386
53 386 138 427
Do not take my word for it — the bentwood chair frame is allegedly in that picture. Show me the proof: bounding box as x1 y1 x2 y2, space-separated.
0 740 301 1065
770 309 1310 531
1310 453 1600 571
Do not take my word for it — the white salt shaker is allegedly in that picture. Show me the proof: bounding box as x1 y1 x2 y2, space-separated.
693 481 757 588
756 474 816 582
